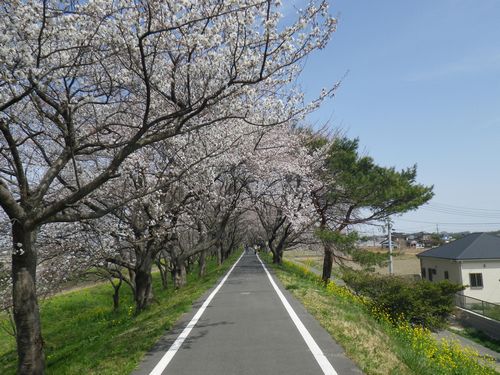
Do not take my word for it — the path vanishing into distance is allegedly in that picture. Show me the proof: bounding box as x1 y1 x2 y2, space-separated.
133 252 362 375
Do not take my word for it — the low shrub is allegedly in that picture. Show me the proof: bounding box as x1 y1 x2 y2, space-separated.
343 270 464 330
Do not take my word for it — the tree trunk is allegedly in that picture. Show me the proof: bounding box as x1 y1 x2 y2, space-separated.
223 241 235 261
158 263 169 290
322 244 334 283
173 260 187 289
221 246 229 262
134 255 153 313
155 253 169 290
198 250 207 278
216 245 222 266
272 235 287 264
268 241 279 264
272 249 282 264
113 289 120 310
11 222 45 374
111 277 122 311
268 240 277 263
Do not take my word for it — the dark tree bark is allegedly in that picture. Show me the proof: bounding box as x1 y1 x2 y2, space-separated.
12 222 45 374
111 276 122 311
268 240 279 264
272 250 282 264
198 250 207 278
156 256 169 290
270 222 291 264
216 245 223 266
274 241 285 264
321 243 334 283
134 253 154 313
172 259 187 289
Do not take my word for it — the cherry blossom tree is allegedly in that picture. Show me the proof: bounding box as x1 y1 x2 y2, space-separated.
0 220 91 339
81 120 263 307
0 0 335 371
248 126 320 263
162 125 255 286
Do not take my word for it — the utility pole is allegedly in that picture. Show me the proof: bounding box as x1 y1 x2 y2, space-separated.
387 219 394 275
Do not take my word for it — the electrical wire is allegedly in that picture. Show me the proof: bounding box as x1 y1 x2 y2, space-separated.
420 202 500 219
398 218 500 226
428 202 500 213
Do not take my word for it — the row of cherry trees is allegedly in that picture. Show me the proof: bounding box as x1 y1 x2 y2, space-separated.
0 1 434 373
0 1 337 373
0 108 330 373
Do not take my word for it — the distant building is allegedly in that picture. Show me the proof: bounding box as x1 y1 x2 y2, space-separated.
417 232 500 303
380 238 399 249
380 232 405 249
408 239 424 248
440 233 454 243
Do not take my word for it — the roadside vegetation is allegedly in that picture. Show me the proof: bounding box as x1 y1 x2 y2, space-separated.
450 327 500 354
262 253 497 375
342 270 464 330
0 252 240 375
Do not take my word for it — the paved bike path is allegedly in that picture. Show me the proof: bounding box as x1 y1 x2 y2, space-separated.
132 253 362 375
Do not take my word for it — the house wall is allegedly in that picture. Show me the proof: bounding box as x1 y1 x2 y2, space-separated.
419 257 462 284
459 260 500 303
419 258 500 303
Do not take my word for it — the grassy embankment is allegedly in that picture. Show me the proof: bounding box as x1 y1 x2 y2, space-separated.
0 251 241 374
262 253 497 375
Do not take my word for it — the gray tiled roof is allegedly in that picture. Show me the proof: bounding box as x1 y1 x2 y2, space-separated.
417 232 500 260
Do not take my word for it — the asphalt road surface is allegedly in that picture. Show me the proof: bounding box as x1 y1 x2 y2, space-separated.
132 252 362 375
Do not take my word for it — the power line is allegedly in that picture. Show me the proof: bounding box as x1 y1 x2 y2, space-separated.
429 202 500 213
420 206 500 219
423 203 500 216
398 218 500 226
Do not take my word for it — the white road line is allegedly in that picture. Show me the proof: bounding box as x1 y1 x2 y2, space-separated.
256 254 339 375
148 252 245 375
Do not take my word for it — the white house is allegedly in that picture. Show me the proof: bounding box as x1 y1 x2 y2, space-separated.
417 232 500 304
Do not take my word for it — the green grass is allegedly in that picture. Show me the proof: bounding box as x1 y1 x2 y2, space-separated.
261 253 497 375
484 306 500 321
0 251 241 374
469 304 500 321
450 327 500 354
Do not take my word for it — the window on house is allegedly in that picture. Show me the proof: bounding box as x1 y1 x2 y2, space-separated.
469 273 483 288
421 268 426 278
444 271 449 280
428 268 434 281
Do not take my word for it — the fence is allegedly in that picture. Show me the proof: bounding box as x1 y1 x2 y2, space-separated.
454 293 500 321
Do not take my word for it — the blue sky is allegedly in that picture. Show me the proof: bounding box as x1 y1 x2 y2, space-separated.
291 0 500 233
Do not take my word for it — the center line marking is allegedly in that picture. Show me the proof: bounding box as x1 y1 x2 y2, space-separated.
148 252 245 375
256 253 339 375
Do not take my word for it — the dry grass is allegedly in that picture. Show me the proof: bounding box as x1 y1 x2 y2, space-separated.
285 248 423 277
